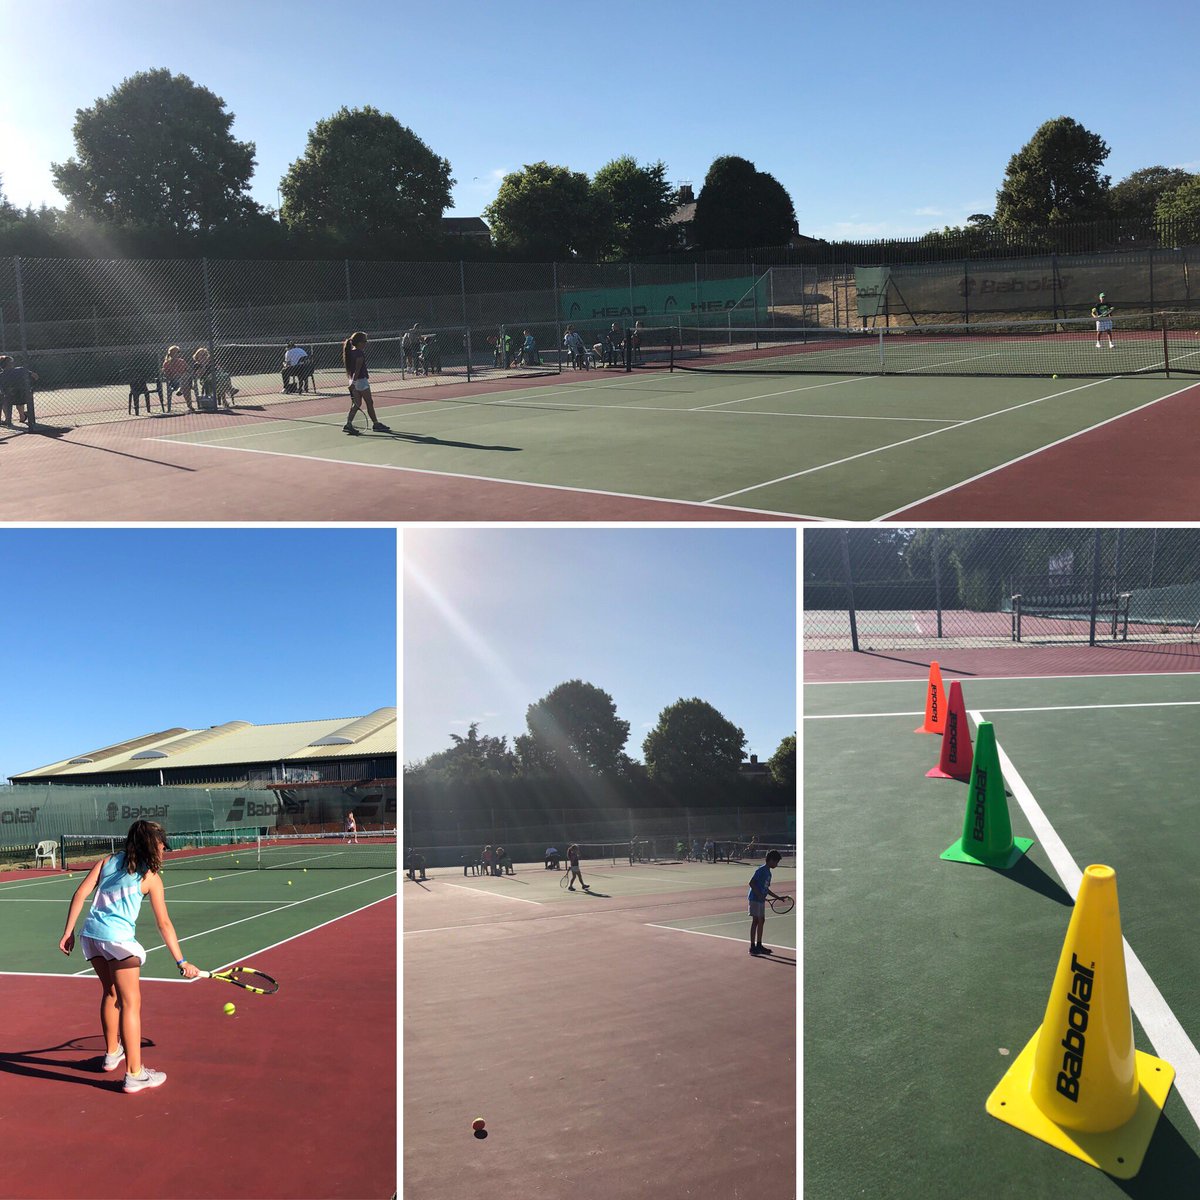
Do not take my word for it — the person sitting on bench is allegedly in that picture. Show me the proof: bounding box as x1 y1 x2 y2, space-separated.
161 345 193 411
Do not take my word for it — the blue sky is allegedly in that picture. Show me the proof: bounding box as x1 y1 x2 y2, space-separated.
403 528 796 766
0 529 396 782
0 0 1195 241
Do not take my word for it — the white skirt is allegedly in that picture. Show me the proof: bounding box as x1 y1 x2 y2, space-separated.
80 934 146 965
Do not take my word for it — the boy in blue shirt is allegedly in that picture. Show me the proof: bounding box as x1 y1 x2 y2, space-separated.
748 849 784 956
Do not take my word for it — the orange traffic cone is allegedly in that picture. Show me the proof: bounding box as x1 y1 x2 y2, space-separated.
914 661 946 735
927 681 972 780
986 865 1174 1178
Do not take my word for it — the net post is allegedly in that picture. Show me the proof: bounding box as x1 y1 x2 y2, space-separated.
1163 317 1171 378
624 325 632 372
1011 595 1022 642
933 535 943 638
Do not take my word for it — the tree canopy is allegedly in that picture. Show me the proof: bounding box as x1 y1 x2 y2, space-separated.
516 680 632 780
51 70 258 235
591 156 675 259
279 107 453 250
404 722 517 782
691 155 797 251
642 697 747 786
1156 175 1200 242
1108 166 1196 221
484 162 609 259
767 733 796 792
994 117 1111 227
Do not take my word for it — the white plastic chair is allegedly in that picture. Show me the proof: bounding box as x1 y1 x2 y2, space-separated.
34 839 58 869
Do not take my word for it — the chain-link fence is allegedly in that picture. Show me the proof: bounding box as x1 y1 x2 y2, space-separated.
5 248 1195 429
805 529 1200 651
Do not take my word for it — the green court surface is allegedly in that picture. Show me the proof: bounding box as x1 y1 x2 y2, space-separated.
0 860 396 981
805 672 1200 1198
143 369 1190 520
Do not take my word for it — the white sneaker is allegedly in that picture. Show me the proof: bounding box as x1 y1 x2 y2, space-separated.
1096 341 1102 348
102 1044 125 1072
124 1066 167 1093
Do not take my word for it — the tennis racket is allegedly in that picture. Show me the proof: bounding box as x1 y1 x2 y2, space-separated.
197 966 279 995
559 870 572 890
769 895 795 915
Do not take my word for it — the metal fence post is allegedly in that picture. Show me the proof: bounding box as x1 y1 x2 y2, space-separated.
460 260 471 382
933 535 943 638
839 529 859 653
201 258 216 359
1087 529 1103 647
344 258 352 326
14 256 28 357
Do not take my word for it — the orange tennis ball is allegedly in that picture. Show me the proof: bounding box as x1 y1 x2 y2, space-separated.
472 1118 486 1131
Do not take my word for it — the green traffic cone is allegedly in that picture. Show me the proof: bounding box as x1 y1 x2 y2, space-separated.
940 720 1033 869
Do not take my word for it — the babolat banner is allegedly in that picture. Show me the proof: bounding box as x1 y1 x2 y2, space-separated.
0 783 283 848
560 276 764 325
856 247 1196 321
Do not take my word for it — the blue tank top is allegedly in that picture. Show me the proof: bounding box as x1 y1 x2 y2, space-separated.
81 852 147 941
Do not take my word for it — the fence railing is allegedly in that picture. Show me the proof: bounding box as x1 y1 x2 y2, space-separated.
805 528 1200 651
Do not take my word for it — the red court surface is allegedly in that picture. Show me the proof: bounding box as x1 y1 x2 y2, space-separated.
404 879 795 1200
805 643 1200 683
891 380 1200 520
0 896 395 1200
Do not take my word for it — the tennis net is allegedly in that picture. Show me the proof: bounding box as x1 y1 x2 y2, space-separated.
61 829 397 871
659 312 1200 378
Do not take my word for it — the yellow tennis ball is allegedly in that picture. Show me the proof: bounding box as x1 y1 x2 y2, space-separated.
472 1117 486 1131
207 876 213 881
223 1002 236 1016
303 868 307 873
1052 374 1058 378
287 880 293 886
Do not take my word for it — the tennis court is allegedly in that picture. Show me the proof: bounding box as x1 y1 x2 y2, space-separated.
403 849 796 1199
0 832 397 1199
805 662 1200 1198
3 352 1199 521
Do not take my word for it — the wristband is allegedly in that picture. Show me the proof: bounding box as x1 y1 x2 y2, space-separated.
177 958 188 966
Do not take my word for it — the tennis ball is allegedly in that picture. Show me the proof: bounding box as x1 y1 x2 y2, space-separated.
223 1002 236 1016
1052 374 1058 378
472 1118 486 1131
287 880 293 886
207 876 213 882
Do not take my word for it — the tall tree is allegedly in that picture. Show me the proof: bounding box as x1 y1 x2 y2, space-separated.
767 733 796 792
642 697 746 786
1108 166 1196 221
1156 175 1200 242
691 156 796 251
280 107 452 248
994 117 1111 228
516 680 630 778
591 156 675 259
51 70 258 234
484 162 610 259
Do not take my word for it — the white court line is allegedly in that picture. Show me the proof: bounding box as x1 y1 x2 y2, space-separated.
877 379 1200 519
807 699 1200 721
706 378 1111 503
974 710 1200 1124
438 880 543 905
643 923 792 952
68 873 388 974
0 896 281 904
143 441 816 520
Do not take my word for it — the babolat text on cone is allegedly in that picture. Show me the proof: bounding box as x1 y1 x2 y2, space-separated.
914 661 946 734
927 680 973 781
940 721 1032 868
986 865 1174 1178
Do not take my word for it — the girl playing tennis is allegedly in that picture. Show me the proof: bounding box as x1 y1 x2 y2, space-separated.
748 849 784 956
58 819 200 1092
566 844 590 892
342 331 391 435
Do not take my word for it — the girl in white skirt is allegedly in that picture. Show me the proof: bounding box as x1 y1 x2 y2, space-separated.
59 820 199 1093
